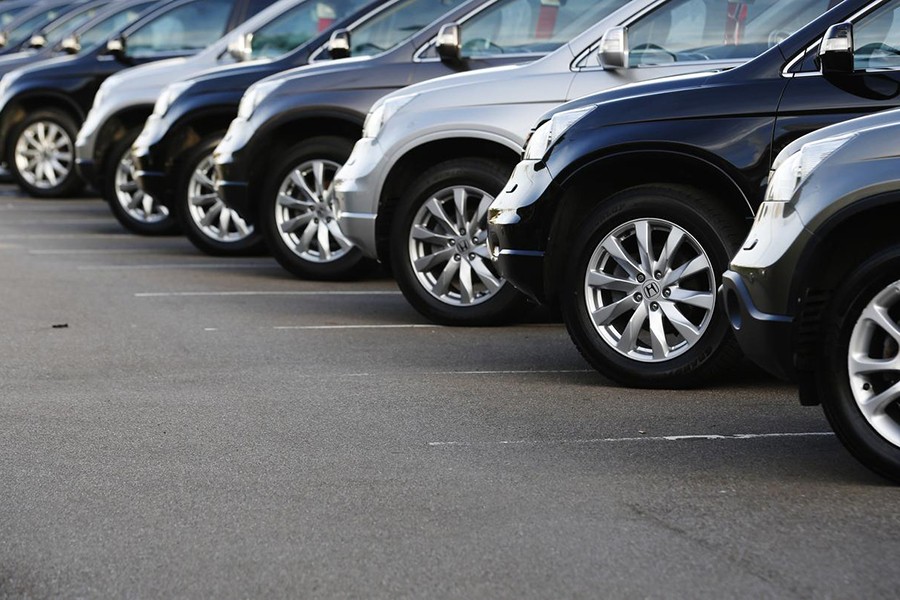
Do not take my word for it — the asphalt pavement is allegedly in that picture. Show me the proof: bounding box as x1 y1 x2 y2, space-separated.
0 188 897 598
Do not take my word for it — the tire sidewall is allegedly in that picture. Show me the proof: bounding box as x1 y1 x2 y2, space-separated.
11 110 83 198
389 158 526 326
260 137 366 280
821 249 900 481
562 188 738 387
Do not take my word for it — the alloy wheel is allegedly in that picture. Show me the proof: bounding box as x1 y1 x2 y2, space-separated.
407 184 505 306
847 280 900 447
583 217 715 362
273 158 352 263
114 150 168 224
14 120 74 190
188 153 253 243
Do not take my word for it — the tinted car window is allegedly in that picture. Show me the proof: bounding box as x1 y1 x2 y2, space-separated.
43 6 109 46
854 0 900 70
76 2 157 51
627 0 833 66
456 0 630 57
349 0 468 57
0 6 28 28
250 0 368 59
127 0 233 57
5 7 68 48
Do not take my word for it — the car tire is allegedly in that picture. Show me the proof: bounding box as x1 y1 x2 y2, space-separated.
104 129 179 235
390 157 529 326
819 247 900 483
261 136 372 280
9 108 84 198
176 134 265 256
561 184 744 388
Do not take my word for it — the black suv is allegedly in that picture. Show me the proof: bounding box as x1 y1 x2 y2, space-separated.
722 107 900 482
489 0 900 388
0 0 279 198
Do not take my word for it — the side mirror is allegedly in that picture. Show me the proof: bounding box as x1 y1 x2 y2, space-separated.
227 32 253 62
60 34 81 54
29 34 47 49
818 22 854 75
327 29 350 59
598 26 628 69
436 23 461 63
106 36 125 58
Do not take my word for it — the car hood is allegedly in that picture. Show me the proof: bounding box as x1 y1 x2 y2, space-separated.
263 54 409 95
101 56 189 96
184 58 282 94
378 63 532 108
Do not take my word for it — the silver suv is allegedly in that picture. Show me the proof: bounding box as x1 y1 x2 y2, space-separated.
334 0 834 325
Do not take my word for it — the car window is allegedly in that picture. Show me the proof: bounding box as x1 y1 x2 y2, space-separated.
449 0 630 57
249 0 368 59
627 0 833 67
43 6 108 46
0 6 28 28
75 2 157 52
853 0 900 70
126 0 234 57
348 0 468 58
5 7 68 48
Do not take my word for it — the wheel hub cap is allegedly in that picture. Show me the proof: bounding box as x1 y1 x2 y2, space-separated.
14 121 74 190
583 217 716 362
408 184 505 307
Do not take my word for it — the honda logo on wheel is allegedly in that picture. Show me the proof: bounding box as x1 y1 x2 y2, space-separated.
643 281 660 298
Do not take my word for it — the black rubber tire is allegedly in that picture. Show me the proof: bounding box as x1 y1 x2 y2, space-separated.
175 134 265 256
9 108 84 198
261 136 372 280
389 157 529 326
103 129 180 236
819 247 900 483
561 184 745 388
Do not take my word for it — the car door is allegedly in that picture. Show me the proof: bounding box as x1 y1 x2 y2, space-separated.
566 0 837 100
774 0 900 160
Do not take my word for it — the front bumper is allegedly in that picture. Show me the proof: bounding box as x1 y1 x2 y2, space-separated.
132 115 171 205
75 108 103 188
488 159 558 304
720 271 794 380
334 137 388 260
213 117 255 217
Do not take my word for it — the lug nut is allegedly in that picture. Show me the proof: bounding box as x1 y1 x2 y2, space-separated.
650 302 659 311
637 274 645 283
454 254 461 261
663 288 671 298
468 253 476 260
655 271 662 280
634 293 643 302
472 236 479 244
863 383 871 391
448 240 455 246
460 229 466 235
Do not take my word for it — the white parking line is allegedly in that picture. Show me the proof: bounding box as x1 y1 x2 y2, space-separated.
427 432 834 447
135 290 401 297
0 234 134 240
30 249 153 255
77 262 276 270
274 324 438 330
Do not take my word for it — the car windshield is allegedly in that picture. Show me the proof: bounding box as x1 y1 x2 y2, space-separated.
347 0 469 58
42 4 111 46
627 0 837 66
66 2 157 53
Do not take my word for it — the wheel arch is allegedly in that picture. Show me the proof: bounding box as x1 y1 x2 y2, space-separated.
543 148 755 302
95 104 154 174
2 93 85 161
375 136 521 266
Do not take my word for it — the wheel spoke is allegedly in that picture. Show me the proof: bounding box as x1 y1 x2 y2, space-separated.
648 307 669 360
468 193 493 235
666 287 715 310
849 352 900 376
290 169 319 203
655 227 684 274
414 248 455 273
317 221 332 260
469 257 503 295
200 202 223 227
601 236 640 278
194 171 216 190
452 187 468 232
617 303 649 353
424 197 458 235
864 303 900 345
141 194 155 217
431 259 460 298
297 219 318 253
411 224 453 246
232 211 251 237
458 260 474 304
190 193 219 207
634 220 654 273
280 212 313 234
861 380 900 415
665 253 711 286
218 206 232 234
591 295 638 327
660 301 702 345
277 192 314 211
326 219 353 250
312 161 327 198
587 270 635 293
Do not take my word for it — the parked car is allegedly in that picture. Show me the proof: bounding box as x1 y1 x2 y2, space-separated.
487 0 900 388
21 0 114 54
211 0 619 278
334 0 833 326
77 0 371 235
0 0 84 55
0 0 280 198
722 107 900 483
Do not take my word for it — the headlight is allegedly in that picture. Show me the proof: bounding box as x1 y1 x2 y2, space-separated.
765 134 856 202
524 105 596 160
152 80 193 117
362 93 416 139
237 80 281 120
